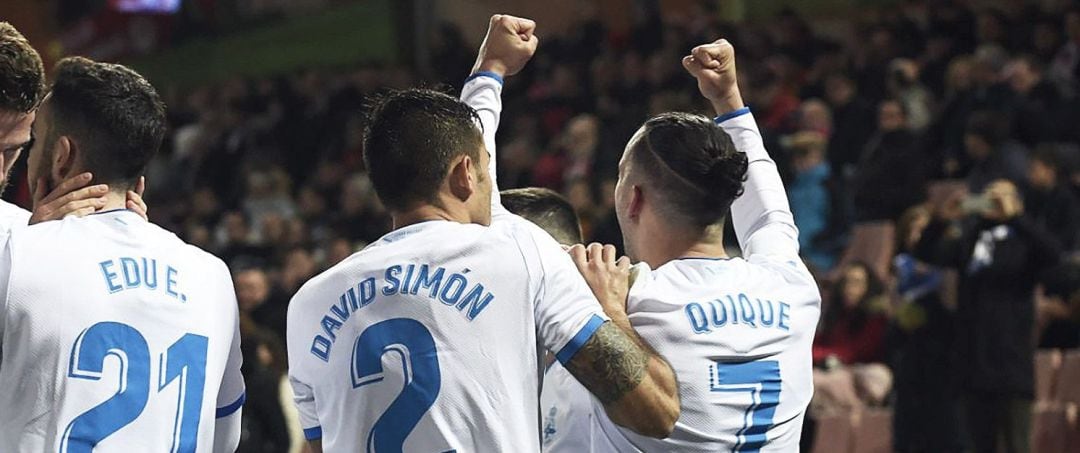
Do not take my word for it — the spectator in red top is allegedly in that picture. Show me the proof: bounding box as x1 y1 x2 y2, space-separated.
809 262 893 418
814 261 890 364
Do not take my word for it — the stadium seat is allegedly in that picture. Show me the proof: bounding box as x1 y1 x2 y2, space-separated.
832 221 896 283
1036 349 1063 403
811 413 852 453
1031 402 1069 453
1058 350 1080 405
850 408 893 453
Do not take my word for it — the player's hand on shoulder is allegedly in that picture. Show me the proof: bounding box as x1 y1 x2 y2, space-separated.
29 173 108 224
568 243 632 317
471 14 539 78
682 38 745 114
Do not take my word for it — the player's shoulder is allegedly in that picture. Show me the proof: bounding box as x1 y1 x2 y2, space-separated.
744 254 818 287
0 200 30 224
492 213 564 255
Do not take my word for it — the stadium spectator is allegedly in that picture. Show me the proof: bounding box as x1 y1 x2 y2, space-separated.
823 72 876 176
787 131 835 271
1025 145 1080 250
1037 260 1080 349
915 179 1062 453
811 262 893 415
890 205 965 453
1005 55 1064 145
962 110 1028 191
237 320 292 453
235 267 288 341
851 99 928 222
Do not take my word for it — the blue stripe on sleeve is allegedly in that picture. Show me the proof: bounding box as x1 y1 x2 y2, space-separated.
215 391 245 418
464 71 504 85
303 426 323 440
555 314 606 364
714 106 751 124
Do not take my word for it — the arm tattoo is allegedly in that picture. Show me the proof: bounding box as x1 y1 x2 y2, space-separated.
564 321 648 405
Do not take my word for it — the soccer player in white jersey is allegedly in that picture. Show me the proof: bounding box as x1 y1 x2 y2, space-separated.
286 15 679 453
0 57 245 452
530 40 823 452
0 22 149 237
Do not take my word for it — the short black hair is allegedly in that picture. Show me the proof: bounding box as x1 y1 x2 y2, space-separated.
501 187 583 244
46 56 165 187
629 112 748 227
0 22 46 113
363 89 483 211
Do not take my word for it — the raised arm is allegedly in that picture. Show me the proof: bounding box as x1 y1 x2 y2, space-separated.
683 40 800 258
460 14 537 216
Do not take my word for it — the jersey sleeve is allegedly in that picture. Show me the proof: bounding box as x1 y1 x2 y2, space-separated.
211 264 244 450
215 319 246 418
460 72 512 221
285 284 323 441
526 228 610 364
289 375 322 441
719 108 801 259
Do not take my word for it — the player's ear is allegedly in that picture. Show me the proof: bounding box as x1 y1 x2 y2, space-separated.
627 185 644 220
447 154 476 202
52 135 76 182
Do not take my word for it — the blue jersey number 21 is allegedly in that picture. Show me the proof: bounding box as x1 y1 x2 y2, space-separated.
62 321 208 453
351 318 441 453
710 360 782 452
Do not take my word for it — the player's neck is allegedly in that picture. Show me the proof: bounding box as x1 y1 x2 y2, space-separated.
95 191 130 213
392 203 470 229
640 225 728 267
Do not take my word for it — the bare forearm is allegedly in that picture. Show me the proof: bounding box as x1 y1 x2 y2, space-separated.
565 322 680 437
709 86 746 116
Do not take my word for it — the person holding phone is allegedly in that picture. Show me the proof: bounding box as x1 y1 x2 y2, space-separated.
915 178 1062 453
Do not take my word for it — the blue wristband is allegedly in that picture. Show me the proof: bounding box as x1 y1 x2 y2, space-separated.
714 106 751 123
465 71 504 85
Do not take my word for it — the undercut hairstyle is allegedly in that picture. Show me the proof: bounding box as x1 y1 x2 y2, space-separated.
0 22 46 113
629 112 748 227
501 187 583 244
363 89 483 211
46 57 165 187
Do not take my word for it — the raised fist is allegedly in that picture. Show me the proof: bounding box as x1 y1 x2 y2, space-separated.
472 14 539 77
682 39 744 113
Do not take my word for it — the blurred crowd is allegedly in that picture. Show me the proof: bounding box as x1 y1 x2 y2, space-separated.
128 1 1080 451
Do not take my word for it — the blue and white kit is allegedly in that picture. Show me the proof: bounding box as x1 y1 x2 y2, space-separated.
285 73 610 453
0 209 245 452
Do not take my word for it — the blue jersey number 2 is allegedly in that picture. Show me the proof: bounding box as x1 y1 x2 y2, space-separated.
710 360 782 452
61 321 208 453
351 318 441 453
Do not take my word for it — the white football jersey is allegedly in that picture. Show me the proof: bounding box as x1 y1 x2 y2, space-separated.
0 199 31 239
285 73 609 453
0 209 245 452
541 111 822 452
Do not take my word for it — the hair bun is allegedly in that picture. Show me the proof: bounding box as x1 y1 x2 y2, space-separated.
704 151 748 202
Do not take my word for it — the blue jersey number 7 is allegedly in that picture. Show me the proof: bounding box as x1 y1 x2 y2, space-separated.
710 360 782 452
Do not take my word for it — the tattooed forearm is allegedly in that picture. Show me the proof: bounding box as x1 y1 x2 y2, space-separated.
565 321 649 404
